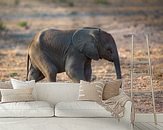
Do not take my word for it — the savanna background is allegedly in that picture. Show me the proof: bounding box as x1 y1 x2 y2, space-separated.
0 0 162 113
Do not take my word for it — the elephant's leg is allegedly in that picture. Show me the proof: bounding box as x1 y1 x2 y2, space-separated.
38 63 57 82
28 65 45 82
32 54 58 82
65 62 86 83
40 63 57 82
84 60 92 81
46 70 57 82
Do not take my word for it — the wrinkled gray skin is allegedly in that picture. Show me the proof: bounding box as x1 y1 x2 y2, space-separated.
27 27 121 82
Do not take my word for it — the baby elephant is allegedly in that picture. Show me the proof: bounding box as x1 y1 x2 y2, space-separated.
27 27 121 82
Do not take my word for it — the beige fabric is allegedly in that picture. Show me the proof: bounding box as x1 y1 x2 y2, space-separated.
0 81 13 101
1 88 34 103
0 81 12 89
103 80 122 100
98 90 135 124
78 80 105 102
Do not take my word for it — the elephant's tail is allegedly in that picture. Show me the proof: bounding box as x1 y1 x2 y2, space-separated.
26 37 33 81
26 54 30 81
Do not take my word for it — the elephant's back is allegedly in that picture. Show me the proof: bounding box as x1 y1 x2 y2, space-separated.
37 29 75 48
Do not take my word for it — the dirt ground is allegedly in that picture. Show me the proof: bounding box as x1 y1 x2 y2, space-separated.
0 0 163 113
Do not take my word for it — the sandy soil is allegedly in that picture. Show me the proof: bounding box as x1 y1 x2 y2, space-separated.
0 0 162 113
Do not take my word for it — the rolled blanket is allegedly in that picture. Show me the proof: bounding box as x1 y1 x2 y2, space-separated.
97 90 135 124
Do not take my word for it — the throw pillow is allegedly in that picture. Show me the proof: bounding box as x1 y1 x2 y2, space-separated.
0 81 12 89
10 78 37 100
1 88 34 103
78 80 105 102
102 79 122 100
10 78 35 89
0 81 13 101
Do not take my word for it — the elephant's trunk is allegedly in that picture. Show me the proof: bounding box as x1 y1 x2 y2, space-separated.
113 57 122 79
113 47 122 79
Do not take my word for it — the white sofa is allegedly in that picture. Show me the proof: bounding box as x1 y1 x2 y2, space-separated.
0 82 133 130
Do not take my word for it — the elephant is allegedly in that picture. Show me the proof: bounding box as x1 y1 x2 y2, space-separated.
26 27 121 82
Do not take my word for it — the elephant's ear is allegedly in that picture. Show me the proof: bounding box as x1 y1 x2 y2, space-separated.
72 29 99 60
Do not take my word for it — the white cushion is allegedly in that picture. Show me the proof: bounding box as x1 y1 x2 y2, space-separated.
10 78 37 100
10 78 35 89
0 101 54 117
55 101 112 117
